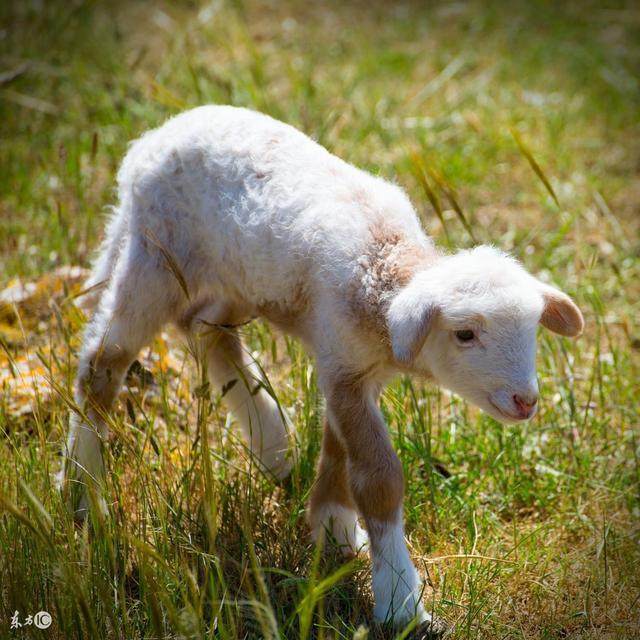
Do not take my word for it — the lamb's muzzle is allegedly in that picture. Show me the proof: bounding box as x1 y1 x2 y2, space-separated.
61 105 584 628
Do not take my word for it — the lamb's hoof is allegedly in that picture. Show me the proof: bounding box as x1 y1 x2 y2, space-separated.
408 617 450 639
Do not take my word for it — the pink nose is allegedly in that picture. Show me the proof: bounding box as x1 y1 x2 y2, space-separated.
513 394 538 418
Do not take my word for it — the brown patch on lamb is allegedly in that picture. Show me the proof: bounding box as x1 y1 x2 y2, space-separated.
349 220 436 345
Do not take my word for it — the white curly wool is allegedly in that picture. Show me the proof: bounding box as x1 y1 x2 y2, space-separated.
63 106 584 627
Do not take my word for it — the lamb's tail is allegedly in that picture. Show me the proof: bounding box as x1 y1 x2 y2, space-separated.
78 206 129 311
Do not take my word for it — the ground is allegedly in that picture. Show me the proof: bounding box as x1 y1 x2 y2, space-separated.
1 1 639 638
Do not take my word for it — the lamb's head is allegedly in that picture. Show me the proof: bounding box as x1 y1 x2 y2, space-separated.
386 246 584 423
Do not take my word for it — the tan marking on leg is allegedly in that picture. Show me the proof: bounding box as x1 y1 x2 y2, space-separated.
326 374 404 523
79 346 133 411
323 371 426 624
309 419 354 517
308 419 369 555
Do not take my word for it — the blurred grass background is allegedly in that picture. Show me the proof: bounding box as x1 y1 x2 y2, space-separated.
1 1 639 638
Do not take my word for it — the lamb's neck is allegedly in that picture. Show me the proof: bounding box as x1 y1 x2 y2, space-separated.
349 224 438 340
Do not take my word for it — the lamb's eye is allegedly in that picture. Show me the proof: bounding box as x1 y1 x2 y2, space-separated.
455 329 475 343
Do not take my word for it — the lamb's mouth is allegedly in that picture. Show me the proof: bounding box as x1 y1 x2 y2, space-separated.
488 397 521 422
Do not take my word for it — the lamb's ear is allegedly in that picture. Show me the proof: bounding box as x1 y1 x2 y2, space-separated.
538 284 584 337
386 280 438 364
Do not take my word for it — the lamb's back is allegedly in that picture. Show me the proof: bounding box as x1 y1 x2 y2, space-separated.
116 106 425 305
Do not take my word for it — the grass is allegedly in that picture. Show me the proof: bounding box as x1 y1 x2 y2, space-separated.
1 0 639 638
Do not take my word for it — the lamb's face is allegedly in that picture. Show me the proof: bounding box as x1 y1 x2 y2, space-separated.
386 247 584 423
420 294 542 422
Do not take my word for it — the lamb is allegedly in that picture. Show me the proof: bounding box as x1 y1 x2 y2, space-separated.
60 105 584 634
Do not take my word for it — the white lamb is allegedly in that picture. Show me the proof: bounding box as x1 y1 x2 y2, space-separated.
61 105 583 634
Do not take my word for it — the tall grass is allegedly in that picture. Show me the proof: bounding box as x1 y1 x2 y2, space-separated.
1 1 639 638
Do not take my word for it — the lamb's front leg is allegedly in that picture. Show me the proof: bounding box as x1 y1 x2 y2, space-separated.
308 418 368 556
322 373 440 631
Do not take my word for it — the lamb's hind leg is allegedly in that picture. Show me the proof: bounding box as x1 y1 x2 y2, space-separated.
61 241 175 520
185 302 294 480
